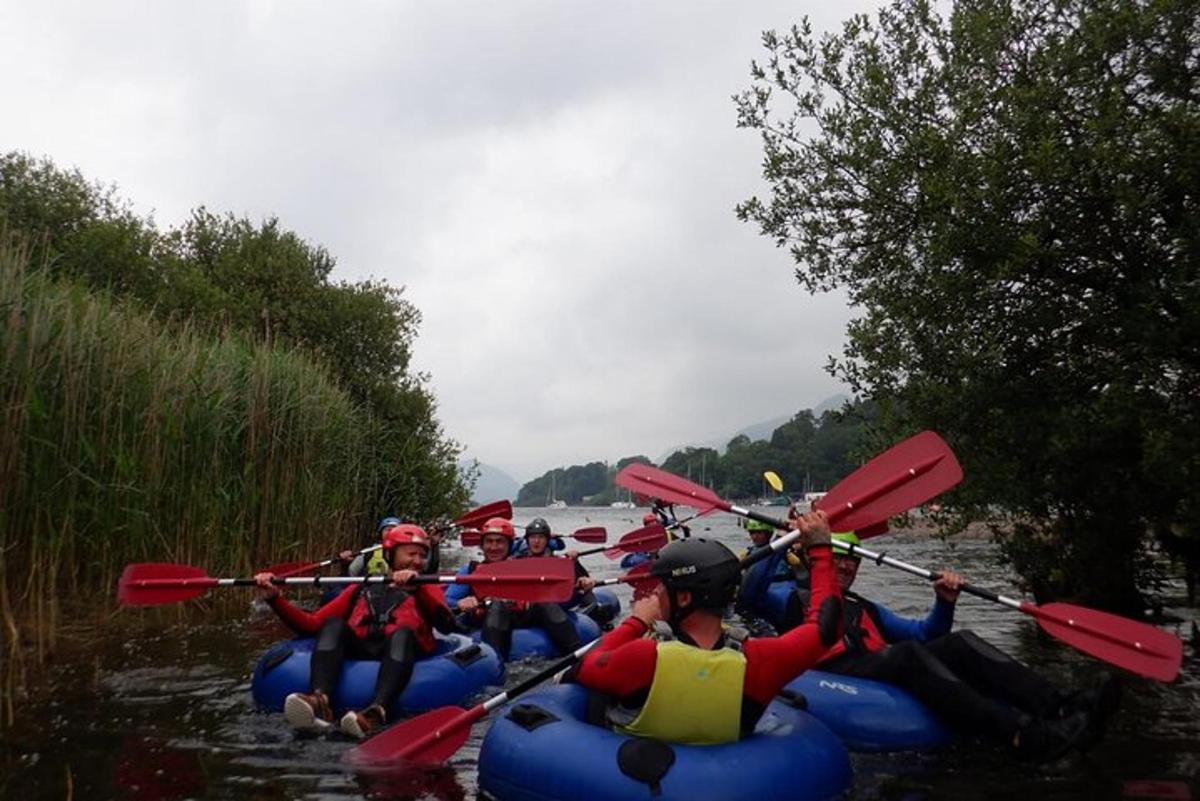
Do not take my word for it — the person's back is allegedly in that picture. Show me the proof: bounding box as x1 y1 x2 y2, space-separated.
575 511 840 745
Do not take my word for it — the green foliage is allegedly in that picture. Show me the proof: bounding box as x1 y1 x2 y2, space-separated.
735 0 1199 611
0 152 469 531
0 234 386 599
516 462 613 506
514 406 874 505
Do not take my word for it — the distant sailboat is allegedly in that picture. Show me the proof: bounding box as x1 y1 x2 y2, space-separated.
546 472 567 509
610 486 635 509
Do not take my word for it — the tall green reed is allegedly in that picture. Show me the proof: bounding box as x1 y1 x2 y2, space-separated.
0 228 393 711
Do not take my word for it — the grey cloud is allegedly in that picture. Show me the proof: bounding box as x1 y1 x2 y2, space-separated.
2 0 882 482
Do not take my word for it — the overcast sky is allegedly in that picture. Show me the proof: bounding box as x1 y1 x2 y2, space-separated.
2 1 885 482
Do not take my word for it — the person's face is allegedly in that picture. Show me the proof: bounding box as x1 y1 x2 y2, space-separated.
481 533 510 562
834 555 861 591
526 532 549 556
387 543 427 570
749 529 771 548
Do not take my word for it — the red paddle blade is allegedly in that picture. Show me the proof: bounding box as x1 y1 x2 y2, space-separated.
454 500 513 529
616 464 727 513
815 431 962 531
1028 602 1183 682
459 529 482 548
117 563 214 606
604 525 668 559
346 705 479 767
570 526 607 543
263 560 320 579
855 521 889 540
463 557 577 603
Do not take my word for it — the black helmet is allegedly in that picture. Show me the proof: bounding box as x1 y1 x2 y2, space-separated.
651 538 741 615
525 517 552 537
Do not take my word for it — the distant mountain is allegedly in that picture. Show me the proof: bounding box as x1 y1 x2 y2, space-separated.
655 394 849 463
461 460 520 503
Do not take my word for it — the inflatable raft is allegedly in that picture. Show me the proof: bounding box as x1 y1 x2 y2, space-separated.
784 669 952 752
469 612 602 661
738 566 952 752
251 633 503 717
478 683 851 801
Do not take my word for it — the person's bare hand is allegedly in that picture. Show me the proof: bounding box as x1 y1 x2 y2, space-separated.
254 572 280 600
789 510 831 547
934 570 965 603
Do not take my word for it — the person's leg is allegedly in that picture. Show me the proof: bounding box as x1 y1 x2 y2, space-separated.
824 644 1090 761
372 628 418 708
310 618 353 695
284 618 348 730
824 643 1025 742
924 631 1064 718
526 602 582 656
341 627 419 738
483 601 513 661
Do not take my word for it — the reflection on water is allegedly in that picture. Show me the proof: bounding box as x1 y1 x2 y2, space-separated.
1 508 1196 800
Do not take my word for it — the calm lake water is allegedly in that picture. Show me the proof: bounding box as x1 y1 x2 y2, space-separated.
3 507 1197 800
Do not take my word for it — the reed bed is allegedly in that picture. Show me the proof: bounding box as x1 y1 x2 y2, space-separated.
0 230 395 708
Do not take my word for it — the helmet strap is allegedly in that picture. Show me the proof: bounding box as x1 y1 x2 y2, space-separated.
665 588 697 629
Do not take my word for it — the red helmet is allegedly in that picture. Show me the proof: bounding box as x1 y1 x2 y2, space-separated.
481 517 515 540
382 523 430 552
643 513 659 527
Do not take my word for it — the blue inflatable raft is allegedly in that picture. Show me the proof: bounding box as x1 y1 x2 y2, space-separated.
784 669 951 752
738 566 952 752
469 612 601 660
478 683 851 801
251 633 503 717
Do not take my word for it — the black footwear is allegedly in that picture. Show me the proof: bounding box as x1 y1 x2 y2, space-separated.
284 690 335 731
1014 711 1090 762
340 704 387 739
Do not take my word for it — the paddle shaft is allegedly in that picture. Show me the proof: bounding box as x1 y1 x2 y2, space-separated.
838 541 1180 661
273 502 509 578
125 574 557 590
398 640 600 759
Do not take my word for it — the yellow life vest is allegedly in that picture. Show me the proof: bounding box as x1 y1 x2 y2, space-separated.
365 550 390 576
616 640 747 745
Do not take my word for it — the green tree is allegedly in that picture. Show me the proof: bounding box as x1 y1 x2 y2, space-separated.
736 0 1200 611
0 152 469 527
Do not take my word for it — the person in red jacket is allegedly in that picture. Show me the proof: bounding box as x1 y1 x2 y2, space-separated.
254 524 457 738
446 517 582 660
573 510 840 745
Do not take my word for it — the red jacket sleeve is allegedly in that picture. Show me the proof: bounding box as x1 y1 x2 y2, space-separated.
741 544 839 705
414 583 452 620
576 617 659 697
267 585 356 635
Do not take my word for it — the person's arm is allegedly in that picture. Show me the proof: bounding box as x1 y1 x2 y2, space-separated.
412 582 458 633
741 525 842 704
575 617 658 696
874 596 956 643
266 585 356 635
